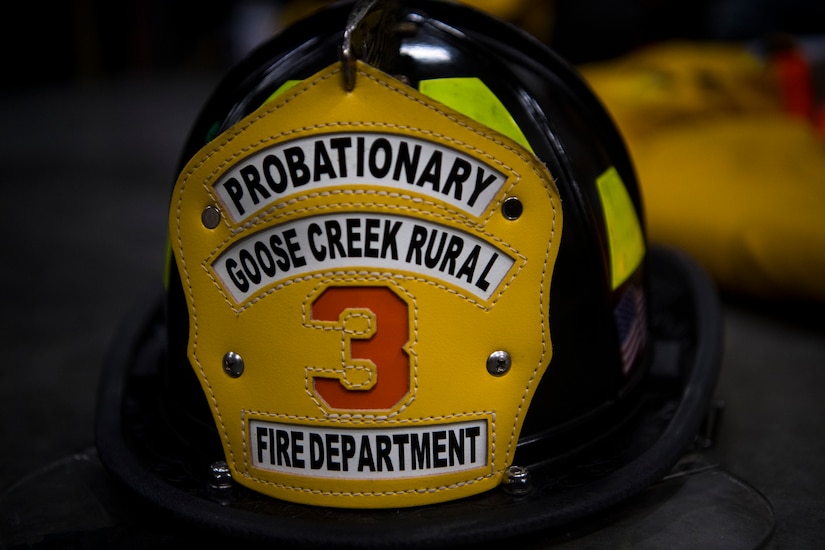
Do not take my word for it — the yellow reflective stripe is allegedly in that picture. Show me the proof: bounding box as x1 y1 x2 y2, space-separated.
418 77 533 152
596 167 645 289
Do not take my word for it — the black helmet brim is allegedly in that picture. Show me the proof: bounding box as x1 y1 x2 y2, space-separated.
95 244 723 548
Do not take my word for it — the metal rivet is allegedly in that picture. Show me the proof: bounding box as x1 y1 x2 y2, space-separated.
223 351 244 377
502 465 532 495
206 460 233 502
502 197 523 220
486 350 511 376
209 461 232 488
202 205 221 229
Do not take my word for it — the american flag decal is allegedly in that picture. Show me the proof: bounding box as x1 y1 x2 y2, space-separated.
614 284 648 375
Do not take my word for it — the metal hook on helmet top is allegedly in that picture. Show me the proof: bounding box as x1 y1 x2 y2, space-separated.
341 0 402 91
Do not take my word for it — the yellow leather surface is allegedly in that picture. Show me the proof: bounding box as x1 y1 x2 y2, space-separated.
170 61 563 507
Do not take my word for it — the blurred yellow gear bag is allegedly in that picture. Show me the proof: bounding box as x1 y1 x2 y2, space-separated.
581 41 825 302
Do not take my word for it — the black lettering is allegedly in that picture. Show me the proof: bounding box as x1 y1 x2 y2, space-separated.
262 154 287 193
468 169 498 208
475 252 499 292
415 150 442 191
269 234 290 271
240 164 272 205
442 158 470 201
357 435 376 472
239 249 261 285
392 141 421 183
380 220 401 260
346 218 362 258
324 220 346 259
256 426 268 464
268 428 277 465
226 258 249 292
424 229 447 269
283 228 306 268
309 433 324 470
223 177 245 215
254 240 276 277
308 223 326 261
326 433 341 472
341 435 356 472
448 429 464 466
465 426 481 463
411 433 431 470
456 245 481 283
369 138 392 178
439 235 464 275
376 435 393 472
276 429 291 467
313 140 337 181
356 137 365 177
433 430 448 468
260 424 483 473
284 146 310 186
364 218 381 258
291 430 305 468
392 433 409 471
329 137 352 177
405 225 428 264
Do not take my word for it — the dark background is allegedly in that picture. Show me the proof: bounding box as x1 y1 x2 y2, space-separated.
1 1 824 548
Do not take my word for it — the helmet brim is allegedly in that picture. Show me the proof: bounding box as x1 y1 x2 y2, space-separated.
95 245 723 548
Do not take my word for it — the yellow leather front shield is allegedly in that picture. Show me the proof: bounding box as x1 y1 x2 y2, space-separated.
170 61 562 508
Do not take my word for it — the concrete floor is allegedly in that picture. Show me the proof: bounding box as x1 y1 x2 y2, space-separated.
0 76 209 490
1 75 824 548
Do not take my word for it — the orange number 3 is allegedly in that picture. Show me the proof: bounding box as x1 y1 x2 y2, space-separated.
310 286 411 410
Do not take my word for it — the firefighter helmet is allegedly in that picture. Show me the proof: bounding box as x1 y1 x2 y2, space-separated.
96 0 722 546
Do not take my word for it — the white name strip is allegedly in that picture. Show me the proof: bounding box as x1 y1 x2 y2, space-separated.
213 132 507 221
212 212 516 304
249 419 489 479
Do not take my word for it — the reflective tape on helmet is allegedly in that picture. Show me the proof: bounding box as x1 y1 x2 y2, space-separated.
419 77 533 152
597 166 645 290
